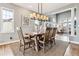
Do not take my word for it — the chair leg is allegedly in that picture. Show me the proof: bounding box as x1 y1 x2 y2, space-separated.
43 43 45 53
19 40 21 51
50 40 52 48
23 45 25 56
33 42 35 51
53 39 56 45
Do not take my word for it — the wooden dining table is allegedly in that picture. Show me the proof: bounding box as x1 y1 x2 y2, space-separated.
25 32 44 52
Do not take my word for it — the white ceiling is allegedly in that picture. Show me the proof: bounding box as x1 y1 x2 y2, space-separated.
14 3 71 14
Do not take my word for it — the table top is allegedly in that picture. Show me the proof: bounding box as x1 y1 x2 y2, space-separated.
25 32 44 36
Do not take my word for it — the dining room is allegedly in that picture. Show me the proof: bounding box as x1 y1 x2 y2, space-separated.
0 3 79 56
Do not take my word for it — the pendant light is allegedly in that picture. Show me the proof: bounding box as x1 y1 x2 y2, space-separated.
30 3 49 20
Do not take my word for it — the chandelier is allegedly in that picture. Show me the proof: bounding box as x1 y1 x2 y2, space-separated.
30 3 49 21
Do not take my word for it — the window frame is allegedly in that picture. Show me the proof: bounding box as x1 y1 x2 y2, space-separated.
0 7 14 33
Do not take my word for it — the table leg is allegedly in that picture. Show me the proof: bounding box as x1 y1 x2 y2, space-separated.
34 36 39 52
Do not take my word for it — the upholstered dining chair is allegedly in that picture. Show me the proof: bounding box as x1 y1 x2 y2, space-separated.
17 27 35 55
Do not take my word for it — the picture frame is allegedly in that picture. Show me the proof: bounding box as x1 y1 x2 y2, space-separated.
21 15 29 26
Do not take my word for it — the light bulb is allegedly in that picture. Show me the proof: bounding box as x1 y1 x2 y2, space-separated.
32 13 36 18
43 16 45 20
46 16 48 20
37 14 40 19
41 15 44 20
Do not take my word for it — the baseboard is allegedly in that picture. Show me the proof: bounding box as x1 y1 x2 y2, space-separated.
56 39 69 42
70 41 79 45
0 40 20 45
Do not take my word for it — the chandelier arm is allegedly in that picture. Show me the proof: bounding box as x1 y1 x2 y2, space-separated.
41 3 42 14
38 3 39 13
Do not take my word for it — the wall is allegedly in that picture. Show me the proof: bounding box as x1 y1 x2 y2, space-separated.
0 3 33 43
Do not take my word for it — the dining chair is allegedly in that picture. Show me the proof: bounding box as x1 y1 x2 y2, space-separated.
38 30 50 53
49 28 57 45
17 27 35 55
48 28 54 47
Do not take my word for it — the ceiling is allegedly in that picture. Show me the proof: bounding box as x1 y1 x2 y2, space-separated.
14 3 71 14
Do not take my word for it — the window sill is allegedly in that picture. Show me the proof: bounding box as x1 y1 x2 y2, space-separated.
0 32 15 34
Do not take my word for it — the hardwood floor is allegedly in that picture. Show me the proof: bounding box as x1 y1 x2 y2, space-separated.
0 40 68 56
9 40 68 56
0 45 14 56
64 43 79 56
0 41 79 56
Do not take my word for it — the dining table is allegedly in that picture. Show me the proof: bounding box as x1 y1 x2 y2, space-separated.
25 32 44 52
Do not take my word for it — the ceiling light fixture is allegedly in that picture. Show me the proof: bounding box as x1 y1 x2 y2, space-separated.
30 3 49 21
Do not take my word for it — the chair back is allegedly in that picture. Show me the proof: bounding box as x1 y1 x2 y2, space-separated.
44 30 50 42
17 27 25 44
49 28 53 38
52 28 57 38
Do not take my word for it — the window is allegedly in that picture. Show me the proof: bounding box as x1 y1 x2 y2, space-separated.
0 7 14 33
53 18 56 23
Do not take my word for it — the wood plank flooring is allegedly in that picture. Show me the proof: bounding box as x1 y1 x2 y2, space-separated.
64 43 79 56
0 43 79 56
0 40 68 56
0 45 14 56
0 37 79 56
9 40 68 56
0 41 79 56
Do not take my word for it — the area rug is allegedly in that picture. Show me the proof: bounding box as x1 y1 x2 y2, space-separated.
9 40 69 56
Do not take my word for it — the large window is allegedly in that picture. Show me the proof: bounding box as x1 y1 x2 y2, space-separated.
0 7 14 33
